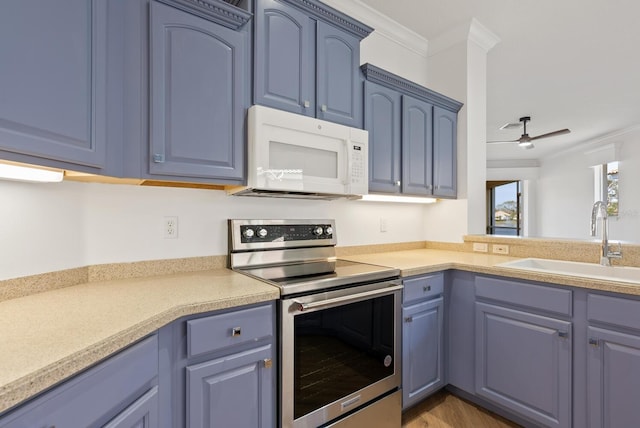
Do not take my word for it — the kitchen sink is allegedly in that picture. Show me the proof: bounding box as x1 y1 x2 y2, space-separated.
497 258 640 285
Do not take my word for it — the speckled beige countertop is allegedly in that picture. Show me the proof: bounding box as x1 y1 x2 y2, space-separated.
4 248 640 416
0 269 278 414
341 249 640 296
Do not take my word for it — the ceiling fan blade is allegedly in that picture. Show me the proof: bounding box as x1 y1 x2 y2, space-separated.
486 139 519 144
530 129 570 141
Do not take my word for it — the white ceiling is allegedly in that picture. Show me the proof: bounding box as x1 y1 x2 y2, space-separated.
358 0 640 161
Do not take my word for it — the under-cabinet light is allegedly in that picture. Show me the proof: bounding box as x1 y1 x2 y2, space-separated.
0 163 64 183
359 194 438 204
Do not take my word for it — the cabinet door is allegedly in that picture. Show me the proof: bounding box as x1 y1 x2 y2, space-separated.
254 0 314 116
104 386 159 428
364 81 402 193
149 1 245 181
402 297 444 409
433 106 457 198
402 96 434 196
316 22 362 128
475 302 571 428
186 344 274 428
587 326 640 428
0 0 107 168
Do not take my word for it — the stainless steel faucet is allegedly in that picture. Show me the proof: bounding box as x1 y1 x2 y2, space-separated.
590 200 622 266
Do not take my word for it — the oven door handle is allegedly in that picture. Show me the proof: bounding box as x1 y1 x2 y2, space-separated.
293 284 403 312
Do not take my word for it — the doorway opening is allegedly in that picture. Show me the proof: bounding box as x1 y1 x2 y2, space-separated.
487 181 522 236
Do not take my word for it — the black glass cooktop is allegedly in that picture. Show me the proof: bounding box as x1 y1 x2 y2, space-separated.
239 259 399 296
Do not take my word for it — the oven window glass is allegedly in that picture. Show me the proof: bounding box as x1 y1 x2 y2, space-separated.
293 294 395 419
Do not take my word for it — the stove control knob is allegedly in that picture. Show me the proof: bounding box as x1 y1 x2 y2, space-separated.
257 228 268 238
324 226 333 236
243 228 255 238
313 226 324 236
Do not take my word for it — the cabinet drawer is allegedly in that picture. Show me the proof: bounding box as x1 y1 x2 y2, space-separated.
475 275 572 316
187 304 273 358
403 273 444 303
588 293 640 331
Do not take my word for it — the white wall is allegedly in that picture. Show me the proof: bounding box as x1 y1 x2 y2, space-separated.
535 127 640 242
0 181 428 280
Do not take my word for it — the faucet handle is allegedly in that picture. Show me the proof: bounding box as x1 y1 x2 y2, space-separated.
608 241 623 259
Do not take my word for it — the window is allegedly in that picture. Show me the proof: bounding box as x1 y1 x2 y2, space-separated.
593 161 619 216
487 181 522 236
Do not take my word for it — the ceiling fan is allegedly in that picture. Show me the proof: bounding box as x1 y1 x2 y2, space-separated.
487 116 570 150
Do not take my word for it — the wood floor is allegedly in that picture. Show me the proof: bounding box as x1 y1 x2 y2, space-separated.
402 391 521 428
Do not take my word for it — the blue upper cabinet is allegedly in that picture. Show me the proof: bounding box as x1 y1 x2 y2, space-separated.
254 0 371 128
0 0 113 172
364 81 402 193
362 64 463 198
315 21 363 127
433 106 458 198
402 96 434 196
254 0 314 116
147 0 249 182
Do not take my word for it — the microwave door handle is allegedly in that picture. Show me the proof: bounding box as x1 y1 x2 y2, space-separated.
293 284 403 312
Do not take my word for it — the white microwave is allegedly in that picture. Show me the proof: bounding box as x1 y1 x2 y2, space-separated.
228 105 368 199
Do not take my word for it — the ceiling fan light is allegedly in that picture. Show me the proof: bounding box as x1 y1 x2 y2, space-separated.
519 141 534 149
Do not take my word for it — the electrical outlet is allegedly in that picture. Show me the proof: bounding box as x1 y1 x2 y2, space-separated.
473 243 488 253
492 244 509 255
164 216 178 239
379 218 388 232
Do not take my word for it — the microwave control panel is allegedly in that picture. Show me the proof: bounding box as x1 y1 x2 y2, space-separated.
349 143 367 194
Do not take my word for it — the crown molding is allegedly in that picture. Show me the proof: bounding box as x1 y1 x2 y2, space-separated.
320 0 428 57
280 0 373 39
429 17 500 57
157 0 252 29
361 63 463 112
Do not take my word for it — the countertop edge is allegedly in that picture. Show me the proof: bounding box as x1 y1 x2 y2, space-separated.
0 289 278 415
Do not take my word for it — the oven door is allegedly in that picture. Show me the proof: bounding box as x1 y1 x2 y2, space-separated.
280 280 402 428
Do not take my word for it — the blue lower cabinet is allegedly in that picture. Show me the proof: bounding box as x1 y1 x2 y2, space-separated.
186 344 274 428
0 335 159 428
475 302 572 428
402 297 444 409
104 386 159 428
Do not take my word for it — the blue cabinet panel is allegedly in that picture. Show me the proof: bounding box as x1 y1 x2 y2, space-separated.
104 386 159 428
402 96 434 196
433 106 457 198
0 0 108 169
186 344 274 428
149 1 245 181
587 327 640 428
364 81 402 193
0 335 158 428
254 0 314 116
402 297 444 409
475 302 571 428
316 22 362 127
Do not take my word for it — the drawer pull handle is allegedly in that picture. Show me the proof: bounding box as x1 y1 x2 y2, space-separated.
558 331 569 339
263 358 273 369
423 285 431 292
589 338 600 347
231 327 242 337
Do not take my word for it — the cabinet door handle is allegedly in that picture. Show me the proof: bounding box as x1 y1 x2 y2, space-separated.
263 358 273 369
231 327 242 337
423 285 431 292
303 100 310 108
558 331 569 339
153 153 165 163
404 316 413 323
321 104 327 112
395 180 401 186
589 338 600 347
